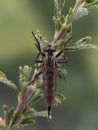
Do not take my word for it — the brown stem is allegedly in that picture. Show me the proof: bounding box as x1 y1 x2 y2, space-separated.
15 84 34 115
15 70 41 116
52 26 66 44
52 19 70 44
6 84 35 129
6 70 41 130
73 0 85 12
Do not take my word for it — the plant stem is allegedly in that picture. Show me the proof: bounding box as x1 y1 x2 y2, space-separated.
6 70 41 129
15 84 34 115
52 22 70 44
16 70 41 115
52 0 85 44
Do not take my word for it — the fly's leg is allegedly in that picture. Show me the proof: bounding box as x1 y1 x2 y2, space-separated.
56 49 68 64
35 51 43 63
63 52 68 63
36 52 40 59
56 37 72 63
57 55 68 64
28 70 42 85
30 32 43 85
32 31 45 57
56 51 63 58
32 31 41 52
64 36 72 46
35 52 43 63
35 60 43 63
56 51 68 79
57 60 67 64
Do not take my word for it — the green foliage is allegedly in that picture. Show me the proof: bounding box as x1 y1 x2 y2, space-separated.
85 0 98 8
27 89 43 107
52 0 97 51
19 66 32 95
53 0 65 31
54 0 65 19
65 36 97 51
34 30 49 49
3 105 14 126
0 126 21 130
53 15 65 31
86 0 95 3
71 3 89 22
32 111 48 118
55 93 66 105
0 66 47 129
0 71 19 94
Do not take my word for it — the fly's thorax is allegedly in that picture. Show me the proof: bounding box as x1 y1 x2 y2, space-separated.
43 52 56 67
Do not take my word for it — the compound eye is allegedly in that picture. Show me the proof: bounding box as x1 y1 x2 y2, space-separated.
51 48 56 52
45 48 49 52
44 45 56 52
49 46 56 52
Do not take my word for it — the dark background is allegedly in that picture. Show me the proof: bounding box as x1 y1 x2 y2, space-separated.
0 0 98 130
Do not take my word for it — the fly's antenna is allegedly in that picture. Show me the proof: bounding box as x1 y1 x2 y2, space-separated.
48 106 52 119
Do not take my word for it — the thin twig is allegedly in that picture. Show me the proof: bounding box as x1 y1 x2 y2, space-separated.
52 0 85 45
15 84 34 115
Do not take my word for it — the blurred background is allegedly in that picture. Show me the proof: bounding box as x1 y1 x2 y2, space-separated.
0 0 98 130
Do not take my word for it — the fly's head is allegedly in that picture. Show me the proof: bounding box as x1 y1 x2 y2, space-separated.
45 45 56 56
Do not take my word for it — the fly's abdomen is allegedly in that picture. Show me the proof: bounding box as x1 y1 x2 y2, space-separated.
43 67 56 106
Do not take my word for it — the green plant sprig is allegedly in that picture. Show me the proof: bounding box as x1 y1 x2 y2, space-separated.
0 0 98 129
0 66 47 130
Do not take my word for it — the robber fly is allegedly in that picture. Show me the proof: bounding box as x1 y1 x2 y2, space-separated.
30 31 68 118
